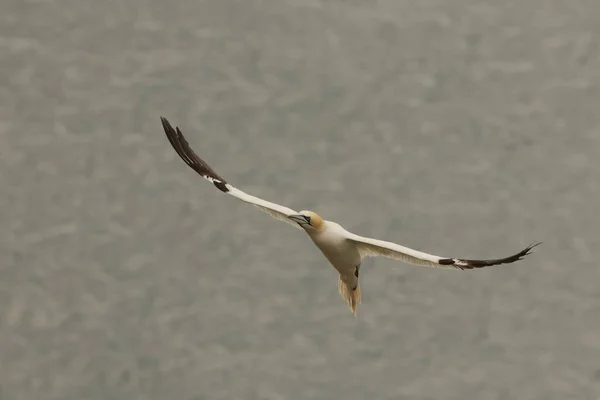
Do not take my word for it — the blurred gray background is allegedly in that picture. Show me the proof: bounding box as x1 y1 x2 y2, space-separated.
1 0 599 399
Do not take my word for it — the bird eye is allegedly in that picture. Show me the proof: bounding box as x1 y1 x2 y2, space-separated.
304 216 312 224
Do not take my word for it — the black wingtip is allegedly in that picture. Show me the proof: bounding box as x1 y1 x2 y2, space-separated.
213 181 229 193
438 258 455 265
448 241 541 270
160 116 178 135
160 115 230 192
160 116 177 140
520 242 542 257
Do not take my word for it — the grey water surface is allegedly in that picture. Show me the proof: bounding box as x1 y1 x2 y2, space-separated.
2 0 600 399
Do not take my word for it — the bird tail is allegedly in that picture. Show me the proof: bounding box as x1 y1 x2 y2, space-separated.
338 276 361 315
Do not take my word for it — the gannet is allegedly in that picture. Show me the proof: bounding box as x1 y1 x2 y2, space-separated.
161 116 540 315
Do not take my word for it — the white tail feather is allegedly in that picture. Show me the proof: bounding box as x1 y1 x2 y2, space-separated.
337 276 361 315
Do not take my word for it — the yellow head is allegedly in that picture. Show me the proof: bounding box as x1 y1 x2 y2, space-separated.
289 210 324 230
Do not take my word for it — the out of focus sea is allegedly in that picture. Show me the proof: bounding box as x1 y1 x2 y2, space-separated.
1 1 599 399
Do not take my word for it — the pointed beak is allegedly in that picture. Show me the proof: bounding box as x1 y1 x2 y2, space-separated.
289 214 310 225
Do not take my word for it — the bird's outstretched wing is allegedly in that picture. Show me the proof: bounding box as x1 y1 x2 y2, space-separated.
161 116 302 229
345 232 540 270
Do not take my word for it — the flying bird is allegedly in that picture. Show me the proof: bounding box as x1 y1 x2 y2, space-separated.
161 116 539 315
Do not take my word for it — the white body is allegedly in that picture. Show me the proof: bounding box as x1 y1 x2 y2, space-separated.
306 221 361 290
